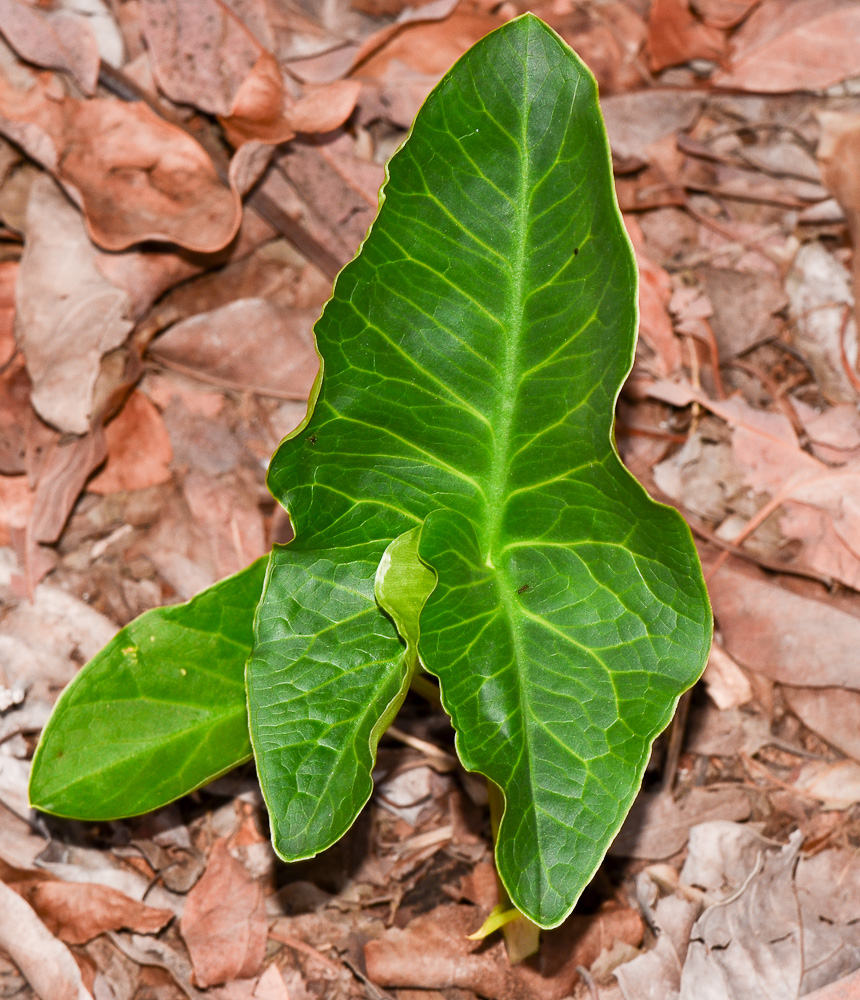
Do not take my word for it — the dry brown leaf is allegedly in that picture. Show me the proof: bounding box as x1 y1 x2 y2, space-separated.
141 0 359 146
0 258 16 367
646 0 726 71
263 132 384 272
0 880 93 1000
365 903 642 1000
703 642 754 710
180 838 267 988
141 0 263 116
150 299 319 400
22 881 173 946
353 10 500 127
786 241 856 405
794 760 860 808
714 0 860 92
0 0 100 94
0 473 31 547
690 0 760 28
0 64 241 254
181 472 267 580
16 175 133 434
782 685 860 762
708 563 860 688
602 91 703 166
818 111 860 336
532 0 650 97
679 830 803 1000
252 965 290 1000
696 266 787 359
0 355 28 474
608 787 752 860
87 391 173 496
625 217 682 375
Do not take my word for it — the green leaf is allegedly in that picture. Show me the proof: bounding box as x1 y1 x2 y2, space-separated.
375 527 436 658
29 558 266 821
251 12 711 925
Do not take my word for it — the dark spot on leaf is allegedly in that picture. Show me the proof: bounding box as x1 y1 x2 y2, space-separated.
307 435 317 446
573 247 579 255
518 584 530 594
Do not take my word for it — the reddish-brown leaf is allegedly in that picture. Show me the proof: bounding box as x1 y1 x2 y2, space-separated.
714 0 860 92
180 838 267 988
0 0 99 95
88 391 173 496
0 66 241 254
23 881 173 946
646 0 726 70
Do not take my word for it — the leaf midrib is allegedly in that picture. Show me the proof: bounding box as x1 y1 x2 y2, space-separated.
485 42 530 567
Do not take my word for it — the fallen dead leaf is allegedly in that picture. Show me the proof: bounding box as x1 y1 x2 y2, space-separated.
16 175 133 435
150 299 320 401
794 760 860 809
0 879 93 1000
708 564 860 689
614 893 701 1000
180 838 267 988
608 786 752 860
679 829 803 1000
140 0 360 146
625 217 683 375
252 964 290 1000
365 903 642 1000
646 0 725 71
786 240 857 405
713 0 860 92
20 880 173 946
782 685 860 763
0 0 100 94
0 61 242 254
703 642 754 710
603 91 703 167
690 0 760 28
87 391 173 495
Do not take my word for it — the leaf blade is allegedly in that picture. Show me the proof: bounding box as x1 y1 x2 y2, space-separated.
254 13 711 922
29 557 267 820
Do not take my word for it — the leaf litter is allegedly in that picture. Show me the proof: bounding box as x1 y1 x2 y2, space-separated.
3 0 860 998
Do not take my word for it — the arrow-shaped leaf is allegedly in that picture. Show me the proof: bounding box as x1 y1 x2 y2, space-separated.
250 13 711 926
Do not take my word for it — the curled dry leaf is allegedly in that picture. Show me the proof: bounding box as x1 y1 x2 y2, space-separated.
713 0 860 92
0 0 100 95
140 0 359 147
180 838 267 988
0 880 93 1000
0 62 241 253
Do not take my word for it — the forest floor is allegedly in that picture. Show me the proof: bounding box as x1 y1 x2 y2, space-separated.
3 1 860 998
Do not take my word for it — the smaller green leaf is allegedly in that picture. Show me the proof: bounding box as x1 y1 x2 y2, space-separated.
374 526 436 658
29 557 267 821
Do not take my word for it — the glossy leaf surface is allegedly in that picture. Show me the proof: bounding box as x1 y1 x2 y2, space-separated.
29 558 266 820
250 14 711 927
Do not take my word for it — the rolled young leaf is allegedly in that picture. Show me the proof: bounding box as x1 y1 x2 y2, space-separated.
250 13 711 926
29 557 266 820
